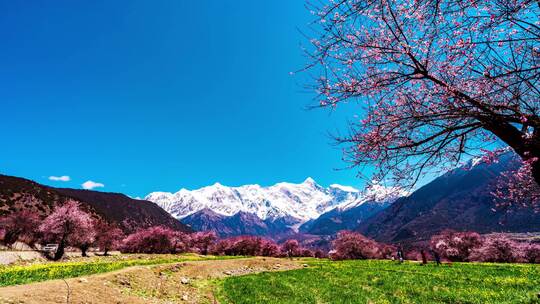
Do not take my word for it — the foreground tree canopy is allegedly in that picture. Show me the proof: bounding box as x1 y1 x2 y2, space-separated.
306 0 540 204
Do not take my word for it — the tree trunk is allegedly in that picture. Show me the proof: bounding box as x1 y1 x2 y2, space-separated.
81 246 89 257
531 159 540 186
54 238 66 261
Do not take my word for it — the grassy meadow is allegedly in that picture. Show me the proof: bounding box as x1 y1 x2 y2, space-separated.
1 255 539 303
0 253 239 287
216 259 540 304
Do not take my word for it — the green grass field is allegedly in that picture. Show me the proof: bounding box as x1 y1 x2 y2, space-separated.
216 259 540 304
0 253 238 287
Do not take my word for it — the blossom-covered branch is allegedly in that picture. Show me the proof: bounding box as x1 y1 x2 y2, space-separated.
305 0 540 206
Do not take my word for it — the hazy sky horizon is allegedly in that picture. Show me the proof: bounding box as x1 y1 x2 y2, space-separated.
1 1 378 197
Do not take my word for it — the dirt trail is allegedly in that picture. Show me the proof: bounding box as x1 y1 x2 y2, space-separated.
0 257 302 304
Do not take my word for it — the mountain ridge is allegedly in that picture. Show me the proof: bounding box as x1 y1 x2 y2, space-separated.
0 174 191 233
357 153 540 244
146 178 404 237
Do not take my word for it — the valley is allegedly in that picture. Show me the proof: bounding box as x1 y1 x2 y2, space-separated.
3 0 540 303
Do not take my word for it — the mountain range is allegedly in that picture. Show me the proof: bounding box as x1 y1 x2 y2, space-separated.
146 153 540 242
145 178 406 237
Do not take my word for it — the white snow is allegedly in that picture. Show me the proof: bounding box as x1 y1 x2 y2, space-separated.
145 178 406 224
329 184 360 193
336 182 409 210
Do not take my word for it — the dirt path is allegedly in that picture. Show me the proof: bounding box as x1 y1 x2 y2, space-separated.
0 257 302 304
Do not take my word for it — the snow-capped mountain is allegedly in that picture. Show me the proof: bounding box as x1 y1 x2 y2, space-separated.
334 182 409 211
146 178 368 222
299 183 409 236
145 178 405 237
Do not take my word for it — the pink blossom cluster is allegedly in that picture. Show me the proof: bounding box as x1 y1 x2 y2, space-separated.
329 231 395 260
210 236 302 257
120 226 188 254
305 0 540 203
493 157 540 210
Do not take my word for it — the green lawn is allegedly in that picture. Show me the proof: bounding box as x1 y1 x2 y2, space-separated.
216 259 540 304
0 253 238 287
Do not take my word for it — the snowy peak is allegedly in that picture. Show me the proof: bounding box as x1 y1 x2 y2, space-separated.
145 178 406 226
302 177 318 187
329 184 359 193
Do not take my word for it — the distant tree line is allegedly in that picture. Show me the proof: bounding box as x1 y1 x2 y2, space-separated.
0 201 319 260
329 230 540 264
1 201 538 263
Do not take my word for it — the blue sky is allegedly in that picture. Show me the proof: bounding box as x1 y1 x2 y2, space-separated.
0 1 366 197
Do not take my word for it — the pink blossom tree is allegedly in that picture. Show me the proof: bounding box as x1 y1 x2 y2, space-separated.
300 248 315 257
210 236 280 257
493 158 540 210
0 210 40 248
171 231 191 254
260 239 281 257
469 234 520 263
229 236 264 256
210 238 233 256
305 0 540 207
208 236 319 258
519 242 540 264
281 239 301 258
314 249 327 259
94 220 124 256
379 244 397 260
430 230 483 262
39 200 95 260
330 231 381 260
72 227 96 257
191 231 217 255
121 226 178 254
